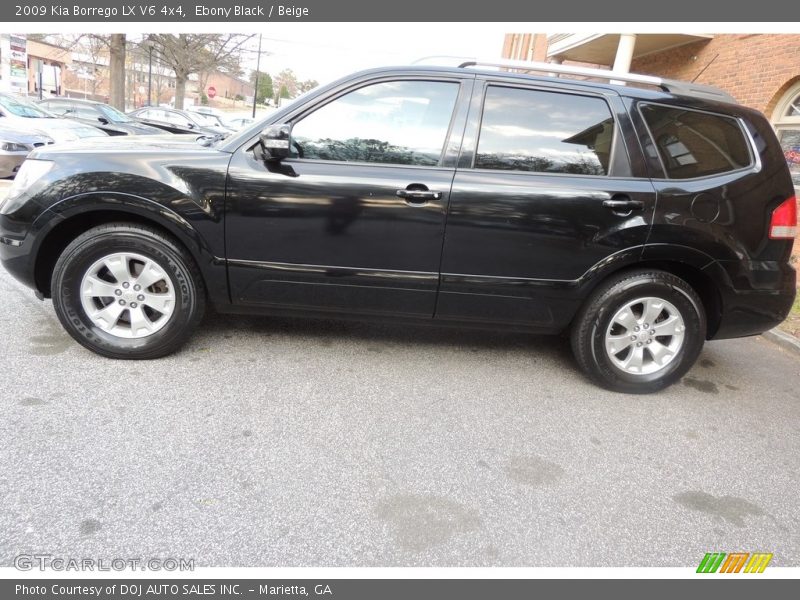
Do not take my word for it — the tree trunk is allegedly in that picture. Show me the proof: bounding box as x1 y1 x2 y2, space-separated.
174 73 186 109
109 34 126 110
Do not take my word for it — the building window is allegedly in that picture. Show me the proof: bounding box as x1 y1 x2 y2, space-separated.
773 81 800 190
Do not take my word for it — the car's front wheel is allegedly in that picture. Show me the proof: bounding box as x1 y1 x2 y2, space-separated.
570 269 706 393
51 222 205 359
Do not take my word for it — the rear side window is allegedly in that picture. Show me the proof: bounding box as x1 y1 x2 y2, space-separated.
640 104 752 179
475 86 615 176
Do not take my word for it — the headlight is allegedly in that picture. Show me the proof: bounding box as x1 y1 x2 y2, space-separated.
1 141 30 152
1 159 53 213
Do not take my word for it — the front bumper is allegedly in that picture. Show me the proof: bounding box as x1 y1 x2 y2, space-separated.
0 215 36 290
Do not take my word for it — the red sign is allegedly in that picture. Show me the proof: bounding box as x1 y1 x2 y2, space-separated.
207 86 217 99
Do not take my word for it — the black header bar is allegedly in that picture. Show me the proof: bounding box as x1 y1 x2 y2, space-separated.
4 0 800 22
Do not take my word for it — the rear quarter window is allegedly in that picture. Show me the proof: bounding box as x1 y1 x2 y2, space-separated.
640 104 752 179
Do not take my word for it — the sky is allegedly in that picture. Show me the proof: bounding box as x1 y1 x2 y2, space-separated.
235 24 510 85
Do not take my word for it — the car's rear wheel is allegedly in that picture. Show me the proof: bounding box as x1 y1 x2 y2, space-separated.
570 269 705 393
51 223 205 359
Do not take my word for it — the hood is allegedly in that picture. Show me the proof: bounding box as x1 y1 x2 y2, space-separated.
40 118 108 142
0 123 53 145
3 114 107 142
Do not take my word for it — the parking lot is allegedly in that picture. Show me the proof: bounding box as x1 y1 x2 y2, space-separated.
0 252 798 568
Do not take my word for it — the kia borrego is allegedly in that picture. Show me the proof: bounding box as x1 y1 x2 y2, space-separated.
0 61 796 393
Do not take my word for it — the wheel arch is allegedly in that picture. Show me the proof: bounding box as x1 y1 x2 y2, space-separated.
576 249 723 339
32 197 221 301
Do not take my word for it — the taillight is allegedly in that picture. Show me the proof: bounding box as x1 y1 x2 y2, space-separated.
769 195 798 239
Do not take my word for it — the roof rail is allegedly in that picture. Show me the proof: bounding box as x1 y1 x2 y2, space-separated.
446 58 736 104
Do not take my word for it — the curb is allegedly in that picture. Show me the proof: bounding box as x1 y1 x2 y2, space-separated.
762 328 800 358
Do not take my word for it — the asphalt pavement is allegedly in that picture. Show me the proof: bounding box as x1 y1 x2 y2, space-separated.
0 256 799 568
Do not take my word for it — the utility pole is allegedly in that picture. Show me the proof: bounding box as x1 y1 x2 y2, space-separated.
146 41 154 106
251 33 262 119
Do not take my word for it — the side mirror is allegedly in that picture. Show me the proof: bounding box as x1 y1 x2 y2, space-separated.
259 124 292 161
186 122 196 129
98 117 109 125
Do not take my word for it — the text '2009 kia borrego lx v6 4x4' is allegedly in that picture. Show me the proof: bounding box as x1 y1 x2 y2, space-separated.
0 60 797 393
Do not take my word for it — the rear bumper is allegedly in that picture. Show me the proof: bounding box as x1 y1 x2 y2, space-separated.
709 259 797 340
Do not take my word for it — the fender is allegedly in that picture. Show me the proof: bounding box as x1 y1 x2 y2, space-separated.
30 192 229 305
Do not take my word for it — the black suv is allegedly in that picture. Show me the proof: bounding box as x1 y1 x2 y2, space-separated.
1 62 796 393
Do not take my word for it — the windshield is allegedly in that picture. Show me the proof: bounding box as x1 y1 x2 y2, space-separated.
190 112 223 127
97 104 132 123
0 95 52 118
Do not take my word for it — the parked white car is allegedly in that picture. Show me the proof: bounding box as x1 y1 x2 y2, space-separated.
0 123 54 178
0 93 108 143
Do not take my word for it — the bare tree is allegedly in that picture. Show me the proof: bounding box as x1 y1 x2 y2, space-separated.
67 33 126 109
146 34 252 108
108 34 126 110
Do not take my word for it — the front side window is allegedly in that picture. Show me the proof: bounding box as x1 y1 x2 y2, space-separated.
640 104 752 179
98 104 132 123
290 80 460 167
475 86 615 176
164 111 191 126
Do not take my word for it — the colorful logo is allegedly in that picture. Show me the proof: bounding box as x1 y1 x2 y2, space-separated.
697 552 773 573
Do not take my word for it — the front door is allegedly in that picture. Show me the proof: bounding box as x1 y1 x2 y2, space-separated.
225 77 469 317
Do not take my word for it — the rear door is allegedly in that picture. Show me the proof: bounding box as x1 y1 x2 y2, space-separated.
437 80 657 328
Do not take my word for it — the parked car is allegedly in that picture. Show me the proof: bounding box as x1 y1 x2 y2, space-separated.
185 105 224 118
1 62 796 393
37 98 162 136
186 106 237 133
0 92 107 143
225 116 256 130
127 106 230 136
0 124 54 178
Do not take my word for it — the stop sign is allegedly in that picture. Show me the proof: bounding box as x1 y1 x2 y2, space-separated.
207 86 217 99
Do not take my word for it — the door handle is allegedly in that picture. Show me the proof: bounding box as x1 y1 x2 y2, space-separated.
602 198 644 211
396 185 442 204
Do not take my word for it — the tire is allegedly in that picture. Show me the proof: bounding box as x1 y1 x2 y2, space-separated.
570 269 705 394
51 222 205 359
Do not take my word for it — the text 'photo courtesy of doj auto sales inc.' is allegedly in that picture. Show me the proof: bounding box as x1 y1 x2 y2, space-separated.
1 0 800 598
14 584 335 597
